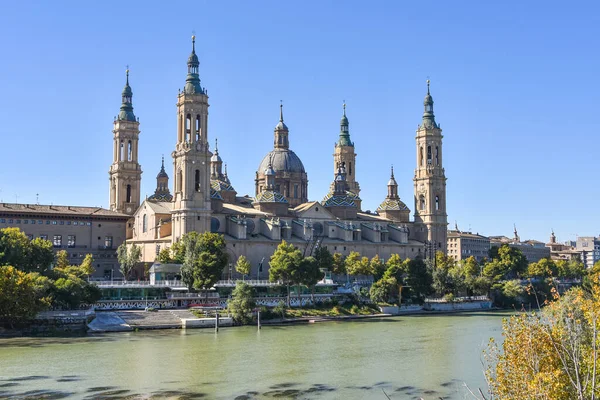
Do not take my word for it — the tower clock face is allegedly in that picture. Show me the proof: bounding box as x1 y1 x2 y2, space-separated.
126 207 132 213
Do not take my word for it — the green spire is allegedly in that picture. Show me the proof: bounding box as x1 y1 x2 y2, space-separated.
184 35 204 95
118 67 136 122
337 101 353 147
421 79 438 129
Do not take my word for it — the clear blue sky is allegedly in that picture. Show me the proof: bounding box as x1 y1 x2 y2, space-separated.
1 1 598 243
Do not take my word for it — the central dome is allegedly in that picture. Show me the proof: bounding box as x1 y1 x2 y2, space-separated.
258 148 305 174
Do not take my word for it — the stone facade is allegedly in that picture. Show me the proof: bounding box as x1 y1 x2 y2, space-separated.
447 230 490 262
0 203 129 278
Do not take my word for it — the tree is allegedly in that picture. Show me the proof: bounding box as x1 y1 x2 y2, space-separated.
157 247 173 263
117 243 142 281
298 256 324 304
527 258 558 278
331 252 346 275
55 250 70 269
0 266 51 328
370 255 386 281
228 281 256 325
485 274 600 399
269 240 303 307
405 258 433 303
0 228 54 274
346 252 371 277
180 232 228 297
450 256 480 295
370 277 398 304
431 251 456 296
314 246 333 272
235 255 251 279
484 244 528 282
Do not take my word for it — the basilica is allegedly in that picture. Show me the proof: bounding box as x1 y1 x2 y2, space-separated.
109 37 448 275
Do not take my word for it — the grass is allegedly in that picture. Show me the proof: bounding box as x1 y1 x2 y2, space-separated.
279 303 380 319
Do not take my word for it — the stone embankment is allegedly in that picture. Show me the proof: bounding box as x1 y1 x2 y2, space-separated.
87 310 232 333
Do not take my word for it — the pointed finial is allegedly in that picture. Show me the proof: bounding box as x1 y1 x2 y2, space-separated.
343 100 346 116
279 100 284 122
390 164 394 178
191 32 196 52
126 65 130 84
214 138 219 154
161 154 164 168
426 78 430 94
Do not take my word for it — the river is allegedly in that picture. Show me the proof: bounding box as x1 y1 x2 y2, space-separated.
0 311 510 399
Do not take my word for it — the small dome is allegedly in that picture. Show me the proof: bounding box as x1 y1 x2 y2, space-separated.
387 176 397 186
377 198 409 212
424 93 433 106
157 169 168 179
275 120 288 131
122 84 132 97
258 149 306 175
340 114 348 125
211 152 222 163
188 51 199 65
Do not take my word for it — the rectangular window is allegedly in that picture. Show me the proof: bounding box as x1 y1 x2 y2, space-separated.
67 221 71 225
67 235 76 248
53 235 62 247
46 220 50 225
0 219 4 223
31 220 35 224
24 220 28 224
294 184 298 199
104 236 113 249
156 245 161 255
52 221 57 225
16 219 21 224
59 221 64 225
38 220 42 224
8 219 13 223
86 222 91 226
40 234 48 240
73 221 78 226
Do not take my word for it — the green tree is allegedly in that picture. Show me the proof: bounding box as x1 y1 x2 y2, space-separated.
484 244 528 282
370 277 398 304
314 246 334 271
0 266 51 328
449 256 480 295
298 256 324 304
228 281 256 325
431 251 456 296
180 232 229 297
117 243 142 281
268 240 303 307
156 247 173 263
55 250 70 269
331 252 346 275
527 258 558 278
235 255 251 279
405 258 433 303
170 241 186 264
346 252 370 277
0 228 54 274
370 255 386 281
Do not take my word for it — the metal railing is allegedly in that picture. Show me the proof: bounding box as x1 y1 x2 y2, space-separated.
425 295 490 303
93 280 186 287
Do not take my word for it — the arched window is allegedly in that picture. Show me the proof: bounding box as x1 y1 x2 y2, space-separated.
142 214 147 233
435 146 439 166
419 147 424 166
126 184 131 203
435 195 440 211
349 162 352 176
419 195 425 211
195 115 201 142
185 114 191 142
177 170 182 192
120 141 124 161
195 169 200 191
427 146 432 164
127 140 132 161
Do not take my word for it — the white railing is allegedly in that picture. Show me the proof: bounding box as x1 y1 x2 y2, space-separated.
425 295 490 303
214 279 281 287
166 292 220 299
93 280 186 287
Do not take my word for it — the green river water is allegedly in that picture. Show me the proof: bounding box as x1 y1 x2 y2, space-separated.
0 311 510 399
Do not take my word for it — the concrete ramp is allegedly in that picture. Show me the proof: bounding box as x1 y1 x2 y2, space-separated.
88 312 132 332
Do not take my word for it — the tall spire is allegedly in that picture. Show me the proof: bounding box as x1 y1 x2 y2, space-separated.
387 165 398 198
184 35 204 95
118 67 136 122
274 101 289 149
338 101 353 147
421 79 437 129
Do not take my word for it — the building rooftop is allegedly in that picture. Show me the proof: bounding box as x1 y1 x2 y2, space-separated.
0 203 130 218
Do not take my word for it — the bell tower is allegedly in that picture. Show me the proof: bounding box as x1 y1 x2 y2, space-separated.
413 80 448 256
109 68 142 215
171 36 212 242
332 102 361 209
